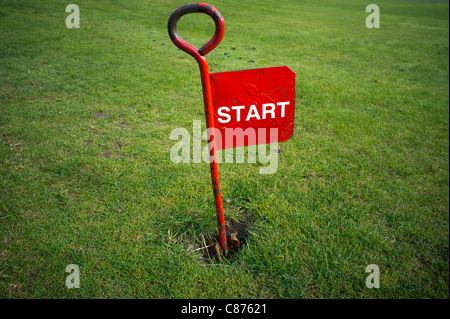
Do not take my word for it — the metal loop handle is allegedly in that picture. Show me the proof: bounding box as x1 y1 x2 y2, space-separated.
168 3 225 58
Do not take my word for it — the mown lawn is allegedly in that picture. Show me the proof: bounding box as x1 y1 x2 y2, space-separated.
0 0 448 298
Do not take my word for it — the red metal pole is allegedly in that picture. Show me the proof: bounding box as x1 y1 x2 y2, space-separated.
197 56 228 254
168 3 228 254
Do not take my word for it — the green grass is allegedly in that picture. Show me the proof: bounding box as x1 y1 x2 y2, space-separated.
0 0 448 298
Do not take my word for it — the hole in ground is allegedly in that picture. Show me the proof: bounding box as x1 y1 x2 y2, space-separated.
197 210 254 263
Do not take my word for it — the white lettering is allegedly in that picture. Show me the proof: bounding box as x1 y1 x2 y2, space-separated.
170 128 190 163
217 106 231 123
365 264 380 288
65 264 80 288
181 303 216 316
231 105 245 121
65 4 80 28
262 103 276 119
215 102 290 122
366 4 380 29
245 104 260 121
277 101 289 118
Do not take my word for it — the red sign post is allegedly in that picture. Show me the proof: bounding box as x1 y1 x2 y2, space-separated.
168 3 295 255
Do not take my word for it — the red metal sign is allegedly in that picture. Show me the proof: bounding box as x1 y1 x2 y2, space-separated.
168 3 296 254
210 66 295 150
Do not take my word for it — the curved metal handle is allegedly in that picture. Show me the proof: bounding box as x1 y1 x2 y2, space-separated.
168 3 225 58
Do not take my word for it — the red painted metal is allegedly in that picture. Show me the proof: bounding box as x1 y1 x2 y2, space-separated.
168 3 228 254
210 66 296 150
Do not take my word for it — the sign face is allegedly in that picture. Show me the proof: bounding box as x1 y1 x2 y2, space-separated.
210 66 295 150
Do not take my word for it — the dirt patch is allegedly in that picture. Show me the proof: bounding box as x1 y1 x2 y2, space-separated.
197 211 254 263
93 111 111 118
119 121 130 130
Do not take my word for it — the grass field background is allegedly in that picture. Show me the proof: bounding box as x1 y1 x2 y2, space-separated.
0 0 448 298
